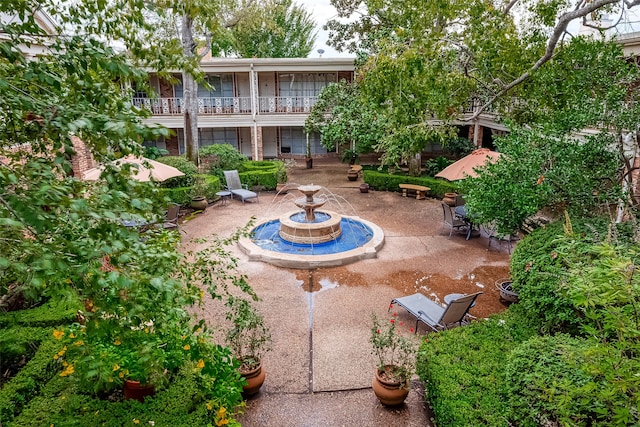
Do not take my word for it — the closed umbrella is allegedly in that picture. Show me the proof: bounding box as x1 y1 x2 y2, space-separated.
82 155 184 182
435 148 501 181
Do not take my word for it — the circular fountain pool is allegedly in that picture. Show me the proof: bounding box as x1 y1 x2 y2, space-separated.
238 184 384 269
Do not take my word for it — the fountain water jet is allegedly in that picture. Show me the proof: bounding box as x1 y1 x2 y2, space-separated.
238 184 384 269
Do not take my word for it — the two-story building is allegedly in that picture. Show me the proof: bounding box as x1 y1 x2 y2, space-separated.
135 58 356 160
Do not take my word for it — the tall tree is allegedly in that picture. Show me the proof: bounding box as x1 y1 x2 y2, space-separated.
230 0 317 58
304 80 383 155
0 1 253 419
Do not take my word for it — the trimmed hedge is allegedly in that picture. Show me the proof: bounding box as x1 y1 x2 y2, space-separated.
159 174 221 206
362 170 459 198
10 368 222 427
416 308 536 427
0 298 80 328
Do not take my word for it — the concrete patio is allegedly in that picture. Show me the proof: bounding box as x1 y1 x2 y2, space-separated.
179 158 513 427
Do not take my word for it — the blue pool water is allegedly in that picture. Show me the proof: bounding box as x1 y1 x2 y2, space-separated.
251 218 374 255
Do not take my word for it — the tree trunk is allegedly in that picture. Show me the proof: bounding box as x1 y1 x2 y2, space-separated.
181 14 199 165
408 153 421 177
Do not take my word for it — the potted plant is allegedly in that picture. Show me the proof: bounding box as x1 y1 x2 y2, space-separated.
190 175 209 211
225 298 272 397
370 312 418 406
340 148 359 166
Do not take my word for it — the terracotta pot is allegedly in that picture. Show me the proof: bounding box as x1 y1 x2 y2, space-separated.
359 183 370 193
123 380 155 402
372 368 410 406
305 158 313 169
240 363 265 397
190 196 208 211
347 171 358 181
443 192 458 207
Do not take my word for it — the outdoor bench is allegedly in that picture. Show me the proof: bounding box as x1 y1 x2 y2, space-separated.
399 183 430 200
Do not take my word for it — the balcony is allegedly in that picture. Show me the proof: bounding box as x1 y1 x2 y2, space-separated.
132 96 318 116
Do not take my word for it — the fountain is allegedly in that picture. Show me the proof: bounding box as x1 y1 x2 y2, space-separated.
279 185 342 244
238 184 384 269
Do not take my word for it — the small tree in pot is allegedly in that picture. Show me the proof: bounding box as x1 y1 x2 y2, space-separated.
225 297 272 396
370 312 419 405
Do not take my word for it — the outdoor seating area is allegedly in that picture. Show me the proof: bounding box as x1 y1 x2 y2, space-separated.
389 292 482 333
223 169 259 204
399 183 430 200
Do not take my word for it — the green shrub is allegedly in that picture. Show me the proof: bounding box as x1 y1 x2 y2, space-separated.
200 143 247 178
510 217 628 333
0 337 59 424
10 365 241 427
156 156 198 188
0 297 80 327
505 335 598 427
159 175 220 205
417 308 536 427
362 170 459 198
424 156 453 177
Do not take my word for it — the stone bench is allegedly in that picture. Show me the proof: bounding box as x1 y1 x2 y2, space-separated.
399 183 430 200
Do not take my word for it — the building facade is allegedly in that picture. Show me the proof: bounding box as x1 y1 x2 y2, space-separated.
135 58 356 160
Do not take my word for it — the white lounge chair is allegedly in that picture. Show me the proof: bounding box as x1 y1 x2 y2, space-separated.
223 170 259 204
389 292 482 333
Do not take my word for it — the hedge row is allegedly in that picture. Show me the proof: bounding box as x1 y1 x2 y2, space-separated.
159 174 221 206
362 170 459 198
11 368 217 426
417 309 537 427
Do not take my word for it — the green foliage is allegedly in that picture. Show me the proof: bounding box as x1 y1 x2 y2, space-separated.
0 298 81 328
340 148 359 164
224 297 272 371
10 366 241 427
0 337 60 424
143 146 169 159
230 0 317 58
510 217 634 333
305 80 383 156
370 313 418 384
505 334 602 427
416 309 537 427
424 156 453 177
200 144 248 179
156 156 198 188
362 170 459 198
461 127 621 235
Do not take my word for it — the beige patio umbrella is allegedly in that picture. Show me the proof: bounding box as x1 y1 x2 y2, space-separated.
82 155 184 182
435 148 501 181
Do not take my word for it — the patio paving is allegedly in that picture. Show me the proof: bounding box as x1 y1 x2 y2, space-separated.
179 158 513 427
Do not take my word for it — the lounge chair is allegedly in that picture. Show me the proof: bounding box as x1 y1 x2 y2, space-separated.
223 170 259 204
389 292 482 333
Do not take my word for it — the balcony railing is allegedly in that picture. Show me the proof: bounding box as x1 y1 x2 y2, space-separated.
257 96 318 114
132 96 318 116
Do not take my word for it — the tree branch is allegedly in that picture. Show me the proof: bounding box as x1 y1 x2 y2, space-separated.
470 0 640 120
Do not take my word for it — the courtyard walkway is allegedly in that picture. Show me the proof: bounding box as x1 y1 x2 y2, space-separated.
179 158 512 427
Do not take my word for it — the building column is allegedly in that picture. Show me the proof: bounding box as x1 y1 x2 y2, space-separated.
252 125 263 160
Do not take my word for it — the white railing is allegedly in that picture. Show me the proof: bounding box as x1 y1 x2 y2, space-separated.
133 96 316 115
132 97 252 115
257 96 318 114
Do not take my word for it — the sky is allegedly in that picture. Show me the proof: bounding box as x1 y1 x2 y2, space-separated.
298 0 355 58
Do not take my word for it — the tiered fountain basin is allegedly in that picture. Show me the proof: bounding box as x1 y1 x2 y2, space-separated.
279 210 342 244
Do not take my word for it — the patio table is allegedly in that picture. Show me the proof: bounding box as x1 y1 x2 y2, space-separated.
454 205 478 240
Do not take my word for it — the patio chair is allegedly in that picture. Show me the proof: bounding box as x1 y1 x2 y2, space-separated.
162 203 180 230
223 170 259 204
441 202 467 238
389 292 482 333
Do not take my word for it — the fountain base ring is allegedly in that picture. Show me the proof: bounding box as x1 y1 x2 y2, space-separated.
279 210 342 244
